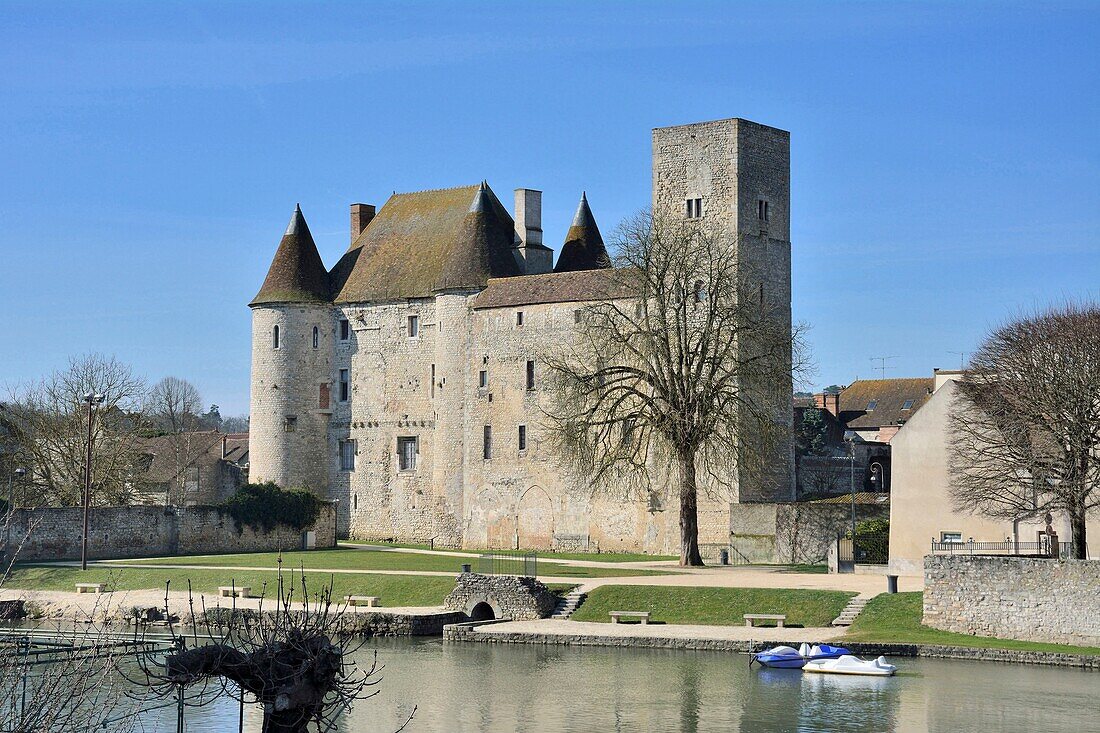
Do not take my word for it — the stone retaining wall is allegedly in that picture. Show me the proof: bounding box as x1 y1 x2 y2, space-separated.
924 555 1100 646
5 503 337 562
443 573 557 620
344 610 465 637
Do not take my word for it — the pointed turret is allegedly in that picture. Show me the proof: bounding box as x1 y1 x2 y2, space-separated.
250 204 331 306
554 192 612 273
435 182 520 291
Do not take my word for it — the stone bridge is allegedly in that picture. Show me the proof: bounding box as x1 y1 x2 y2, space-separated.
443 572 558 621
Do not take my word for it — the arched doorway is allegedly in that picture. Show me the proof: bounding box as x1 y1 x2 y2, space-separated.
469 601 495 621
516 485 555 550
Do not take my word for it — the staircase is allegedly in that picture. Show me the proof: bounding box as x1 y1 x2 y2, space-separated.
550 589 587 620
831 595 871 627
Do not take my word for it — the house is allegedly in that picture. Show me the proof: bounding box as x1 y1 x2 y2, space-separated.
137 431 249 505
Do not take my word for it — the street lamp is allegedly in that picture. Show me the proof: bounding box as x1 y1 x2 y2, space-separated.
844 430 858 542
81 392 105 571
5 467 26 551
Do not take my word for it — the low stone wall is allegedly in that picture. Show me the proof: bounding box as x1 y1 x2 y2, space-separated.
924 555 1100 646
729 500 889 565
344 610 465 637
443 573 557 620
5 503 337 562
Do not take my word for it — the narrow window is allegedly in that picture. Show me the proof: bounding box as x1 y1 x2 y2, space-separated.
353 493 358 510
339 319 350 341
479 370 488 389
339 439 356 471
272 325 280 349
574 309 583 324
319 383 330 409
622 418 635 447
759 282 765 304
686 198 703 218
397 436 418 471
483 425 492 460
431 364 436 398
283 415 297 433
693 280 705 303
525 360 535 391
758 199 770 222
516 311 524 327
635 302 643 319
339 369 350 403
312 326 319 349
407 314 420 338
518 424 527 452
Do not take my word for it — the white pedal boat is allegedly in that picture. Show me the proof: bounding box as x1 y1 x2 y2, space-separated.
802 654 896 677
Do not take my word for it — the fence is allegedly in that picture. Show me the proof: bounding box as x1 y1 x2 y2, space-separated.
837 531 889 566
930 539 1073 559
477 552 538 577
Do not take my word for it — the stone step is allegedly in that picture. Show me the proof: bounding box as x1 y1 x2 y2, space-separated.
831 595 872 627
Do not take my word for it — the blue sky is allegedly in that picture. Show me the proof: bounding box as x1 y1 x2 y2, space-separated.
1 1 1097 415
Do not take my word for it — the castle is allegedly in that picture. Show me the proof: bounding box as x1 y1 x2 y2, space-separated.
248 118 793 554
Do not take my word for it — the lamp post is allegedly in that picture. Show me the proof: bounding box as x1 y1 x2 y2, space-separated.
844 431 858 542
81 392 104 571
5 467 26 552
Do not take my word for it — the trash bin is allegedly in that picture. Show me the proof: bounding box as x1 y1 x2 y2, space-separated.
887 575 898 594
718 549 729 565
461 564 472 574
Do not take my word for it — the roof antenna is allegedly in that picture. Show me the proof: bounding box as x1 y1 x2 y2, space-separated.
948 351 967 370
869 356 897 379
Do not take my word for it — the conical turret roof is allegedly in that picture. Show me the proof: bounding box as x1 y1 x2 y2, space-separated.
250 205 331 306
554 192 611 273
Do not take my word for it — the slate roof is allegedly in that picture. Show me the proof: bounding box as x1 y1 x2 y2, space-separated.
138 431 249 484
554 193 612 273
330 183 522 303
472 268 634 310
838 378 934 429
250 205 331 306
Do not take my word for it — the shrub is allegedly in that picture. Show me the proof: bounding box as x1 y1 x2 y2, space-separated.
847 517 890 540
221 482 323 534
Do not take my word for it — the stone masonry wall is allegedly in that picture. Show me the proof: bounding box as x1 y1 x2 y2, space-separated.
443 572 557 620
924 555 1100 645
5 503 336 563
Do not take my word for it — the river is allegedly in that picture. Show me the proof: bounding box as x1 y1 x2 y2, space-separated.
128 637 1100 733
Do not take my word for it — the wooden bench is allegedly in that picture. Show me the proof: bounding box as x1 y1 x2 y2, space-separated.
218 586 252 599
609 611 651 624
75 583 105 594
744 613 786 628
344 595 382 608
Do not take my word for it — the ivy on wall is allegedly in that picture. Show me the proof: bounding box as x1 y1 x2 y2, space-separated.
220 482 322 534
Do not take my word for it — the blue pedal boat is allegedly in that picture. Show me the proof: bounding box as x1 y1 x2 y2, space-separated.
752 643 852 669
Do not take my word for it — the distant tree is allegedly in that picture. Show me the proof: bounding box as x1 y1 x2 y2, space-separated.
949 303 1100 559
221 414 250 433
1 354 149 506
796 408 830 457
822 384 844 395
201 403 223 430
544 212 802 566
147 377 207 505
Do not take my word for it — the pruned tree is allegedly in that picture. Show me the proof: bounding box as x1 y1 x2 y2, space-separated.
133 573 399 733
949 303 1100 559
1 354 149 507
543 212 801 566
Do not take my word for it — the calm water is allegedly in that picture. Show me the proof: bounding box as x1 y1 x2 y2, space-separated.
137 638 1097 733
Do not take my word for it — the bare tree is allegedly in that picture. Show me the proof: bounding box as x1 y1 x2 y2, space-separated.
147 377 208 505
1 354 149 507
134 573 397 733
949 303 1100 559
543 212 799 566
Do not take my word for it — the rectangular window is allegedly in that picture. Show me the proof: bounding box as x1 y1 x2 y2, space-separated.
685 198 703 218
339 319 350 341
525 360 535 391
866 400 877 411
941 531 963 543
516 311 525 327
479 370 488 389
339 369 350 403
272 325 280 349
518 424 527 452
431 364 436 398
758 199 770 222
483 425 492 460
397 436 418 471
407 315 419 338
574 309 583 324
339 439 356 471
319 383 330 410
283 415 297 433
902 399 914 410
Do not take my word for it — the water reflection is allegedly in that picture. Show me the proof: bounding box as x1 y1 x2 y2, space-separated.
135 638 1097 733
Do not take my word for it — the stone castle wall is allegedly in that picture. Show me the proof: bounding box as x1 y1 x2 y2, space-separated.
5 503 336 563
924 555 1100 645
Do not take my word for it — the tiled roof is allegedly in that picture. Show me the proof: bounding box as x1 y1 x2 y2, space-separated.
472 268 634 310
806 492 889 505
838 378 934 429
250 205 331 306
330 183 522 303
138 431 249 484
554 193 612 273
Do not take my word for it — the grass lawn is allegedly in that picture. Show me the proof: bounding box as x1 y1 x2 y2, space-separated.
355 542 678 564
842 592 1100 656
115 547 662 579
570 585 853 627
4 565 459 607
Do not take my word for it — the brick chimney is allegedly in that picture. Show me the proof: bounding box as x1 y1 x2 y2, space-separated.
814 391 840 416
350 203 376 243
221 434 229 460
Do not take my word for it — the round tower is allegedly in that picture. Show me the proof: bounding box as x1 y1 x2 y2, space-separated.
248 204 333 494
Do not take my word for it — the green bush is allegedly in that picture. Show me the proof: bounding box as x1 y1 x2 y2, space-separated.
848 517 889 540
221 482 322 534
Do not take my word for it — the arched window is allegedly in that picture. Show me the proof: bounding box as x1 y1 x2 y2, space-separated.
273 325 280 349
312 326 319 349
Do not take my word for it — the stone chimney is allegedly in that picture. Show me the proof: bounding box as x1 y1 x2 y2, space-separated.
221 434 229 460
350 203 376 243
513 189 543 247
814 391 840 416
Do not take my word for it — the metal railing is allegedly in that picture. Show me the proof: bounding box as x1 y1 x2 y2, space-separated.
477 552 538 577
930 539 1073 558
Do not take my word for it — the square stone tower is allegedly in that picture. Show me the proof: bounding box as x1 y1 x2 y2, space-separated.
652 118 795 502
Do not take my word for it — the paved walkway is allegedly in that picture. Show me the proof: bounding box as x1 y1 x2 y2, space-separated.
469 618 844 644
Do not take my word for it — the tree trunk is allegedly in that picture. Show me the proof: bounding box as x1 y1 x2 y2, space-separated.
262 706 311 733
1069 505 1087 560
677 447 704 567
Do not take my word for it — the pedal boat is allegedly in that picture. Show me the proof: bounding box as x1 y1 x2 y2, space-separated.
752 643 853 669
802 654 897 676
